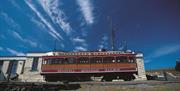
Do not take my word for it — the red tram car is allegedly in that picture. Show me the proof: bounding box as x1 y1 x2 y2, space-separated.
41 51 138 81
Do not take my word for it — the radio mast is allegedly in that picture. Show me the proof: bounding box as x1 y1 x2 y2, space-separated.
54 39 57 51
108 16 115 51
111 28 115 51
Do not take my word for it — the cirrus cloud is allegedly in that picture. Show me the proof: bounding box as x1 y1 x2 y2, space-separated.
77 0 94 24
73 37 85 43
12 31 37 47
6 48 25 56
74 46 87 51
38 0 72 35
99 35 108 49
149 44 180 58
24 0 63 41
145 44 180 63
0 46 3 51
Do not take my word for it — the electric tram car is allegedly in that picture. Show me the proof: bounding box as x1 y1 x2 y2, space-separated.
41 51 138 81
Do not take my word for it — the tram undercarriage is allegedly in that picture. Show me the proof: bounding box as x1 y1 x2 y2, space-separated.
42 72 137 82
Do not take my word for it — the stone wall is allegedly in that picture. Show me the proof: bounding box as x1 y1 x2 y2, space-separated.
16 60 24 74
1 61 9 77
135 53 147 80
18 57 45 82
0 57 45 82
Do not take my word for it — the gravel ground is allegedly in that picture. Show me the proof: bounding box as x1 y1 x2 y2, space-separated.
1 81 180 91
65 81 180 91
73 83 180 91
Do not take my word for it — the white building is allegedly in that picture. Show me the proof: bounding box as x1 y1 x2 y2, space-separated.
0 52 47 82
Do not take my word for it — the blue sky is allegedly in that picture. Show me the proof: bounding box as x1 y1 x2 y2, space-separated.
0 0 180 69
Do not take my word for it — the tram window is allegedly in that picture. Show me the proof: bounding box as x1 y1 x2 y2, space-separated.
49 59 53 64
47 58 61 64
46 59 50 64
77 57 89 64
57 58 64 64
116 57 121 63
103 57 114 63
50 58 58 64
116 56 128 63
64 58 68 64
42 60 46 64
51 58 64 64
67 58 76 64
46 59 52 64
90 57 102 63
44 60 47 64
121 57 128 62
51 59 55 64
129 57 135 63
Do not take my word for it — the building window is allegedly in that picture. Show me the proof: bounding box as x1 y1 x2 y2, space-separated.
0 61 3 73
31 57 39 71
6 61 18 74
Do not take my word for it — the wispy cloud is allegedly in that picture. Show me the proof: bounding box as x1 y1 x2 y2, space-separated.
0 35 5 39
73 37 85 43
74 46 87 51
144 58 153 64
30 17 46 29
31 17 66 48
24 0 63 40
9 0 21 10
151 44 180 58
145 44 180 63
99 35 108 49
77 0 94 24
0 12 20 30
12 31 37 47
118 41 127 50
38 0 72 35
0 46 3 51
72 37 88 51
6 48 25 56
